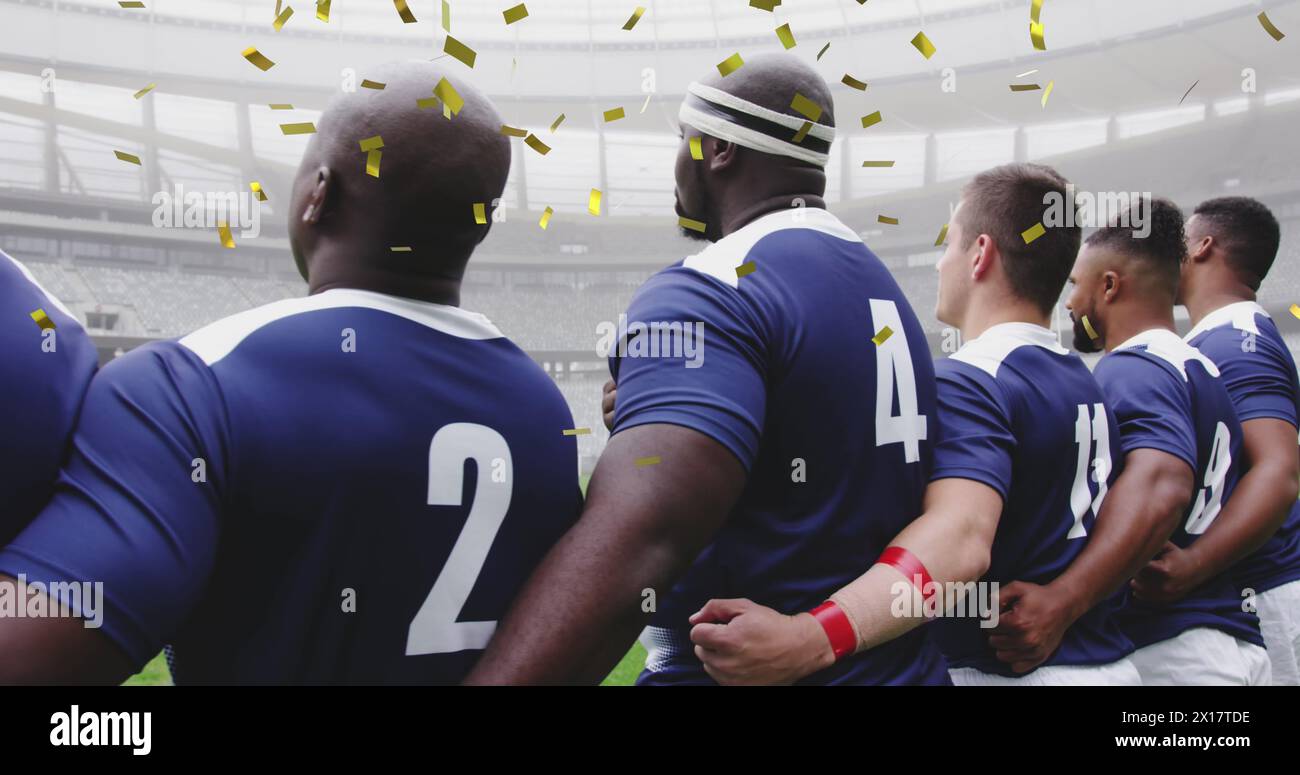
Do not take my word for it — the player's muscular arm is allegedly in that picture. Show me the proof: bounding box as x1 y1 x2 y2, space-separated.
0 575 135 685
689 478 1002 685
464 423 746 685
1142 418 1300 600
989 450 1191 672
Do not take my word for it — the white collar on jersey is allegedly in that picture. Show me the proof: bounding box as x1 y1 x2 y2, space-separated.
680 207 860 288
1183 300 1269 341
950 321 1068 379
1112 327 1220 380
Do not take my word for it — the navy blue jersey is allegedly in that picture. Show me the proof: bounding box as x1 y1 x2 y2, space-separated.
0 251 97 544
0 289 583 684
931 323 1133 675
613 208 947 685
1096 329 1262 648
1185 302 1300 593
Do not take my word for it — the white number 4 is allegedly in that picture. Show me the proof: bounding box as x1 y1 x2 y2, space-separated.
871 299 928 463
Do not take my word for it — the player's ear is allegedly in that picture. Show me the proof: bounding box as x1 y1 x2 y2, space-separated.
1188 234 1214 264
302 166 331 226
709 139 739 173
969 234 994 279
1102 270 1119 302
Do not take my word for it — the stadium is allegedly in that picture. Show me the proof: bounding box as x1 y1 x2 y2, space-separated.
1 0 1299 693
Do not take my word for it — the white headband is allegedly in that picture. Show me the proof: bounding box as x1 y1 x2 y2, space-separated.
678 82 834 167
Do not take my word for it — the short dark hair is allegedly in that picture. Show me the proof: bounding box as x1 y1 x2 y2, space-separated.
1085 197 1186 293
1193 197 1281 291
957 163 1081 316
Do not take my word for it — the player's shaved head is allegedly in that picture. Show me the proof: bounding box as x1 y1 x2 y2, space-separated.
674 53 834 242
289 60 510 303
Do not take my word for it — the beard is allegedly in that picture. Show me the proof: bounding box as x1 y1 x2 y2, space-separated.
1071 313 1101 353
674 168 712 243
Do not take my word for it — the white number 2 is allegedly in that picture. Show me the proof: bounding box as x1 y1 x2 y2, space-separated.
871 298 928 463
1185 421 1232 535
1068 403 1112 539
406 423 513 656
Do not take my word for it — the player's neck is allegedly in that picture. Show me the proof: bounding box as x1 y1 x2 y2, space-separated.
720 193 827 237
960 299 1050 342
1102 308 1176 353
1183 286 1255 330
306 245 464 307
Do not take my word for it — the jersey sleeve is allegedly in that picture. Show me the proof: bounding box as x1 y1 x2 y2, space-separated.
929 363 1015 499
1197 326 1298 427
1093 352 1197 471
0 342 230 668
609 266 770 471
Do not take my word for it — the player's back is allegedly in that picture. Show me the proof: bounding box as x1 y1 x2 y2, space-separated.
1096 331 1261 649
621 208 945 685
0 251 97 544
0 289 582 684
931 324 1133 675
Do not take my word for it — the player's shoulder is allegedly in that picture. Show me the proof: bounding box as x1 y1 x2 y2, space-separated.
178 288 504 366
0 251 87 334
1106 328 1217 383
944 322 1072 381
676 207 861 290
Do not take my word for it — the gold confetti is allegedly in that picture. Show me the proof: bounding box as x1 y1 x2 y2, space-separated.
623 6 646 31
1031 0 1044 24
539 206 554 230
1017 68 1040 78
393 0 417 23
442 0 451 32
775 23 796 50
750 0 780 10
280 122 316 135
550 113 566 132
29 309 54 331
635 456 662 467
359 135 385 152
1290 303 1300 320
242 47 276 72
689 136 703 160
934 223 949 246
217 221 236 249
1041 80 1055 108
473 202 487 224
316 0 330 22
273 5 294 31
249 181 268 202
434 77 465 115
789 121 812 144
588 189 603 216
1010 84 1041 91
444 35 477 68
269 103 294 110
717 52 745 77
1259 12 1286 42
503 3 528 25
132 83 156 100
680 216 707 233
911 31 937 59
1030 22 1046 51
1022 222 1046 244
842 74 868 91
1082 315 1100 341
524 134 551 155
861 111 883 129
390 246 413 252
361 80 386 90
365 149 382 178
817 42 830 60
118 1 145 7
872 326 894 346
603 107 626 123
562 428 592 436
114 150 142 165
790 92 823 122
500 125 528 138
878 215 899 225
861 160 895 167
735 261 757 278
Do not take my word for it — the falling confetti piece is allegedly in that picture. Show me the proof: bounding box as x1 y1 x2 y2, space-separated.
861 160 895 167
934 223 949 246
640 94 652 113
249 181 268 202
503 3 528 24
273 5 294 30
525 134 551 155
1010 84 1041 91
393 0 417 23
29 309 54 331
680 216 707 233
500 125 528 138
280 122 316 135
1290 303 1300 319
562 428 592 436
690 136 703 160
588 188 603 216
878 215 899 225
750 0 780 10
1082 315 1100 341
550 113 566 132
217 221 236 249
603 107 626 122
242 47 276 71
434 77 465 115
1031 0 1044 24
365 149 382 178
872 326 894 346
790 93 823 122
1041 80 1055 108
1179 80 1199 106
118 1 145 7
842 74 868 91
539 206 554 230
717 53 745 77
390 246 412 252
817 42 830 60
473 202 487 224
635 456 662 467
911 31 937 59
792 121 813 144
623 6 646 30
1259 11 1286 41
316 0 330 22
861 111 883 129
361 79 386 90
1022 222 1046 244
114 150 142 165
1016 69 1039 78
775 23 796 49
442 0 451 32
735 261 757 277
1030 22 1046 51
358 135 385 153
269 103 294 110
444 35 477 68
132 83 156 100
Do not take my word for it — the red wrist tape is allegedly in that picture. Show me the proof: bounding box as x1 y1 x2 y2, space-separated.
877 546 936 602
809 601 856 661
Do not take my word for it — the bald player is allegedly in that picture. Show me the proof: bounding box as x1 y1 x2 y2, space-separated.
466 54 945 685
0 61 582 684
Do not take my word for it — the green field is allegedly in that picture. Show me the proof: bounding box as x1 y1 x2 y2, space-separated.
124 471 648 685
